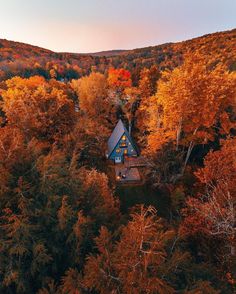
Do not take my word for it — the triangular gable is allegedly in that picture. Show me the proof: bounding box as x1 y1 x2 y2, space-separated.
108 119 138 157
108 119 126 157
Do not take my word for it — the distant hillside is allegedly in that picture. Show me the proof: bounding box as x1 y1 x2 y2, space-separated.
0 38 53 58
88 49 127 57
0 28 235 81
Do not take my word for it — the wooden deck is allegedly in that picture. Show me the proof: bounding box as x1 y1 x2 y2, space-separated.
110 156 148 185
124 156 148 168
115 166 141 183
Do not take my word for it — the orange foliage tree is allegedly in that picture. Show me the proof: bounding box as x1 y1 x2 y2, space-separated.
107 67 132 108
122 86 140 134
107 68 132 91
72 72 115 125
136 65 160 140
181 138 236 262
1 76 76 142
146 54 236 173
83 206 176 294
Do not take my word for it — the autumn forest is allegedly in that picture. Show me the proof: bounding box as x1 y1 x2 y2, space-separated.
0 28 236 293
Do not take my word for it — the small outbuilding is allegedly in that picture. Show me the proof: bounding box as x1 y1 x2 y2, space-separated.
107 119 138 163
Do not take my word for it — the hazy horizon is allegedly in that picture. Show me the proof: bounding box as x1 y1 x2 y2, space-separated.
0 0 236 53
2 26 236 55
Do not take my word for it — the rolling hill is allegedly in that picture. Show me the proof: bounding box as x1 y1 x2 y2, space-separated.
0 28 235 81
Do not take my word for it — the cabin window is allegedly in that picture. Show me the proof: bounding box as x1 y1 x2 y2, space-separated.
120 142 127 148
124 149 128 154
116 148 120 153
122 135 126 140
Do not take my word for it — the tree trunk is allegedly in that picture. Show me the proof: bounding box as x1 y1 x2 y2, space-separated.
182 127 198 175
176 118 182 151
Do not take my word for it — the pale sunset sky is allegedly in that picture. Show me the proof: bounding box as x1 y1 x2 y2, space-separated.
0 0 235 53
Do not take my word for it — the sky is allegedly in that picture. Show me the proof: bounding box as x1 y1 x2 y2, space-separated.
0 0 235 53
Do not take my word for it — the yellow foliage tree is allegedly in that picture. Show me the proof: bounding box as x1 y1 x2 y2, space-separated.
73 72 115 126
1 76 76 142
146 54 236 172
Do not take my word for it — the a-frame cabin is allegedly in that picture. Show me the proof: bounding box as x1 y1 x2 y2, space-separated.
107 119 138 163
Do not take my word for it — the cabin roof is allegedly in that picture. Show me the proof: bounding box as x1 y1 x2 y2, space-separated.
107 119 137 157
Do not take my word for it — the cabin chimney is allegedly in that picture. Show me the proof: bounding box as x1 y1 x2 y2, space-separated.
128 122 132 135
